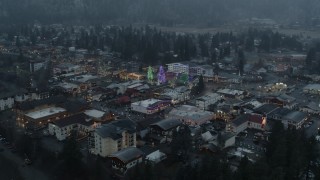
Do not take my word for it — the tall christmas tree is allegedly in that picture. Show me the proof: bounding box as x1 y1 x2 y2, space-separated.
157 66 166 85
147 66 154 82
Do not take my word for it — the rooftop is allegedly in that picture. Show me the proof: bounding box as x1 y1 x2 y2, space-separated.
96 119 136 140
304 84 320 90
284 111 307 123
109 147 144 163
168 105 213 121
151 119 182 131
217 89 244 96
196 93 221 102
84 109 106 119
51 113 93 128
131 99 163 108
232 114 250 126
26 107 66 119
254 104 278 115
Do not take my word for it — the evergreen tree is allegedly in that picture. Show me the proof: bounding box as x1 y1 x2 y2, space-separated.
198 74 205 93
306 47 316 69
238 50 245 76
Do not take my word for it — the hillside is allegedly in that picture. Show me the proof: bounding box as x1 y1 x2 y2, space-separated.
0 0 320 25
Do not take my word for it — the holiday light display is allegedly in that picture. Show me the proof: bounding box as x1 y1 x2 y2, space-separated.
147 66 154 81
157 66 166 84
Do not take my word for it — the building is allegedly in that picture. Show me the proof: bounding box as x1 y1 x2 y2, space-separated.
268 108 308 129
109 147 144 174
90 119 136 157
303 84 320 95
30 60 47 73
300 102 320 115
167 62 189 74
227 114 267 134
265 94 297 109
0 96 14 111
196 93 222 110
161 86 190 104
48 113 99 141
131 99 171 115
189 65 214 79
22 106 67 130
167 105 214 126
282 111 308 129
217 89 245 99
149 119 182 143
140 146 167 164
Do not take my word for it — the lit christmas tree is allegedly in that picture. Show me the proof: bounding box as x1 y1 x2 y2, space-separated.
147 66 154 82
157 66 166 85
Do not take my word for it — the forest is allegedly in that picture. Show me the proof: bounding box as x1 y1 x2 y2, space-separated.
1 0 320 26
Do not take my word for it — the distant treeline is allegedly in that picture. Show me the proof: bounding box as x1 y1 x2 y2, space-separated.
1 0 320 25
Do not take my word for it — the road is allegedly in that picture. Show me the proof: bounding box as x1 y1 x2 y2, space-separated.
0 143 49 180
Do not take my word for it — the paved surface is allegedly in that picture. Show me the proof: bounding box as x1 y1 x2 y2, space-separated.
0 143 49 180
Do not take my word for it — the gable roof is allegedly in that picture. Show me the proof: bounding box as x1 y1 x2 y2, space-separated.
109 147 144 163
95 119 136 140
150 119 182 131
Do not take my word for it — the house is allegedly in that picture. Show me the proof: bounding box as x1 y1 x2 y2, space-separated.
264 94 297 109
109 147 144 174
300 102 320 115
90 119 136 157
140 146 166 164
136 118 162 139
149 119 182 143
268 108 308 129
282 111 308 129
227 114 267 134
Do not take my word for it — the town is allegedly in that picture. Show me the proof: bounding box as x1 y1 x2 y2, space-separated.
0 23 320 180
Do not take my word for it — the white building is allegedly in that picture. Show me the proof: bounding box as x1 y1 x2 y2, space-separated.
196 93 222 110
167 63 189 74
48 113 98 141
131 99 171 114
167 105 214 126
90 119 136 157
